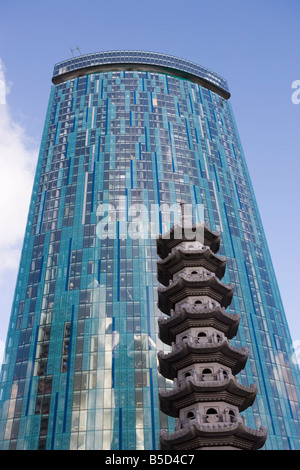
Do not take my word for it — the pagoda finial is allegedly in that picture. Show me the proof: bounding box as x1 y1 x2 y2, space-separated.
179 200 191 227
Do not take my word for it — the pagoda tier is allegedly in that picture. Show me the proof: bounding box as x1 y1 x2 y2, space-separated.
156 221 221 259
159 421 268 451
157 244 227 286
156 210 267 450
158 337 249 379
158 272 234 314
159 377 257 417
158 304 240 344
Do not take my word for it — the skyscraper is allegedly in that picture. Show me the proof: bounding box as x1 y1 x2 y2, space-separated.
0 51 299 450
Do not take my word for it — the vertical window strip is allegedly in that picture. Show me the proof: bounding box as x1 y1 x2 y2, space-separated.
223 203 235 256
184 117 192 150
198 115 204 138
82 172 88 225
149 368 156 450
65 238 72 291
50 392 58 449
211 181 223 232
92 107 96 128
213 164 220 192
168 122 176 172
146 286 152 349
202 152 210 180
63 307 74 433
36 191 47 235
25 326 39 416
91 163 96 213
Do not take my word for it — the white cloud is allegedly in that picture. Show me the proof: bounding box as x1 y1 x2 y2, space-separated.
0 58 38 280
0 65 6 105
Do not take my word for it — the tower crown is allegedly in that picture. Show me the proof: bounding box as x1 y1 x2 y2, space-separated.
52 50 231 99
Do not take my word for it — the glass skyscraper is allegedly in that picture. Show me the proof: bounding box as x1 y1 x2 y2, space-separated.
0 50 299 450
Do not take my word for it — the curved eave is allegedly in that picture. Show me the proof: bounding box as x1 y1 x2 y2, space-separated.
159 422 268 451
157 223 221 260
157 248 227 286
159 378 257 417
158 307 240 344
52 62 230 100
157 275 234 314
158 341 249 379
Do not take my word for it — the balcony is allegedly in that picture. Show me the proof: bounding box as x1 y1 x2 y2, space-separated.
175 369 234 388
175 409 243 430
175 332 226 349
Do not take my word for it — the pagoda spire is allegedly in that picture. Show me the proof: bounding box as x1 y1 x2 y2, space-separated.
156 212 267 450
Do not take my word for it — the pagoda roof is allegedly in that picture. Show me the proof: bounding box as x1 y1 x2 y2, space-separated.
158 306 240 344
157 273 234 315
157 222 221 259
159 378 257 417
159 421 268 451
157 246 226 286
158 340 249 379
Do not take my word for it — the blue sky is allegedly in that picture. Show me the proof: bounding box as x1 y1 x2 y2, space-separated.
0 0 299 365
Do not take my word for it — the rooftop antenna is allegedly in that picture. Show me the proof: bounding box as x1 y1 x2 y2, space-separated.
70 46 82 57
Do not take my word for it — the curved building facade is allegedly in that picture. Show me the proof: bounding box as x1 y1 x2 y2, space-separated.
0 51 299 450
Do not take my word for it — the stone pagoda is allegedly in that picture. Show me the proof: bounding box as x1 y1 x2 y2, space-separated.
156 203 267 450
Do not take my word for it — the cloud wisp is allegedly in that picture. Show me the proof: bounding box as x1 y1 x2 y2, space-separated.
0 59 38 280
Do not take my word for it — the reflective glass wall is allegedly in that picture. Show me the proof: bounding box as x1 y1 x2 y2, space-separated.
0 52 300 450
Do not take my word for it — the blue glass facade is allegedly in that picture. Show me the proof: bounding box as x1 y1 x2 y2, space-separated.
0 51 299 450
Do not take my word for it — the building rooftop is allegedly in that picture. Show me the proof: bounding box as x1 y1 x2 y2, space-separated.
52 50 230 99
